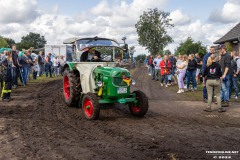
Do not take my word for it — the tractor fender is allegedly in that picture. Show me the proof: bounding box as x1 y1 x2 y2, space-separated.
63 62 76 72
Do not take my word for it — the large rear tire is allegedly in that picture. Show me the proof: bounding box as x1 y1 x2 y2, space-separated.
63 70 81 107
82 93 100 120
129 90 148 117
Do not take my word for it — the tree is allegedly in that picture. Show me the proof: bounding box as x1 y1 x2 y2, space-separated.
135 54 147 61
158 49 171 56
175 37 207 57
0 36 8 48
4 37 16 47
18 32 47 50
135 8 174 55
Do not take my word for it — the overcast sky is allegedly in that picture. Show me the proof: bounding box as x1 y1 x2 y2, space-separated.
0 0 239 55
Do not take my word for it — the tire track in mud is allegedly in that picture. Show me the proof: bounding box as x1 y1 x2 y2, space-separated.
15 80 156 160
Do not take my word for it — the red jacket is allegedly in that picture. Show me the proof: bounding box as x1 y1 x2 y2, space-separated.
160 60 171 75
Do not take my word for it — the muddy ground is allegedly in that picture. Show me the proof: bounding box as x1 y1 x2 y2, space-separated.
0 66 240 160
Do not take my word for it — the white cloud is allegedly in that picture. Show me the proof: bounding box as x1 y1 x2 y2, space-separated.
91 0 112 16
208 0 240 24
166 20 238 54
0 0 39 23
0 0 238 56
170 10 191 26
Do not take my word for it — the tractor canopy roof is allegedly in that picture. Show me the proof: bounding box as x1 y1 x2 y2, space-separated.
63 36 122 51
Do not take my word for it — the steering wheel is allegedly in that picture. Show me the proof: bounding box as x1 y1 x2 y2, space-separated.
90 58 103 62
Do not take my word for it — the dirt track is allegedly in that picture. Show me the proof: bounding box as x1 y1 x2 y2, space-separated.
0 66 240 160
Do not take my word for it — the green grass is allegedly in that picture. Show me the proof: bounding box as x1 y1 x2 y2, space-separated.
30 76 62 83
17 75 62 87
168 81 204 101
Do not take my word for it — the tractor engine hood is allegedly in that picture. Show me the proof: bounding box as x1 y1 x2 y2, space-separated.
93 67 131 78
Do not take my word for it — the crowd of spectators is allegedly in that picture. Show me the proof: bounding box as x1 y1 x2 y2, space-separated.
144 45 240 112
0 44 66 101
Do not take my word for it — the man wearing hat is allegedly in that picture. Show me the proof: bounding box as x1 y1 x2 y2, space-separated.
219 44 232 106
80 47 101 62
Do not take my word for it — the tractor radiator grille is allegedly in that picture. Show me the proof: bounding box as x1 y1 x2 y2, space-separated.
113 77 127 86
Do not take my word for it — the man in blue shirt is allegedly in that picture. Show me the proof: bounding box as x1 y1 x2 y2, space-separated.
202 46 215 102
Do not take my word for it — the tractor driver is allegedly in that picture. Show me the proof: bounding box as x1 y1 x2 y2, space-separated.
80 47 101 62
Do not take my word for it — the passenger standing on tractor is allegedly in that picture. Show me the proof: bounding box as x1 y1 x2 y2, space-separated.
80 47 101 62
0 51 13 101
160 55 171 87
203 54 225 112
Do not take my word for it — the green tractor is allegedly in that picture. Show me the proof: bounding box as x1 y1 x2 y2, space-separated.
62 37 148 120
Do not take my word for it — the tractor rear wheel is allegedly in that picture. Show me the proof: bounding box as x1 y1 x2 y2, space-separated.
129 90 148 117
82 93 100 120
63 70 81 107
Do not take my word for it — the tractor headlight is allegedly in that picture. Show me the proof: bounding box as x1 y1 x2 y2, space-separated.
97 81 103 87
131 79 136 85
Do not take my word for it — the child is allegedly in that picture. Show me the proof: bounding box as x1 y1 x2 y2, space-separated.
32 58 39 80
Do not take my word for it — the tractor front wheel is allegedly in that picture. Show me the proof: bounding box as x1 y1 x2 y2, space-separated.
129 90 148 117
82 93 100 120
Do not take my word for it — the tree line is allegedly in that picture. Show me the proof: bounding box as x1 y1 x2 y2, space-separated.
0 32 46 50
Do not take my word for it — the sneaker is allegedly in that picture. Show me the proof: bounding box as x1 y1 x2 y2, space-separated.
161 83 163 87
218 107 226 113
203 108 212 112
165 85 168 88
181 89 185 93
2 99 10 102
177 90 182 93
12 85 17 89
235 96 238 101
